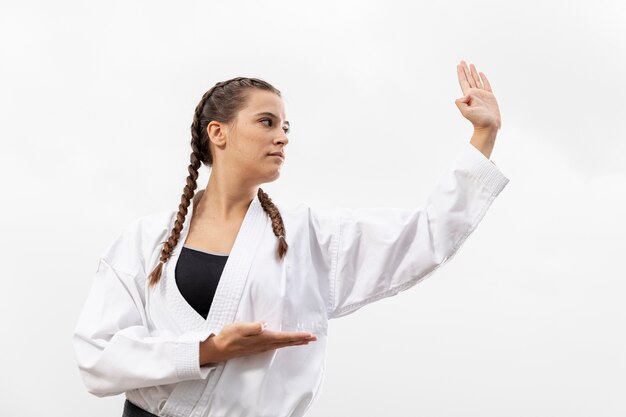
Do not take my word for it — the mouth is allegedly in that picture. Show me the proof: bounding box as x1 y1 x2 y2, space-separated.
268 152 285 160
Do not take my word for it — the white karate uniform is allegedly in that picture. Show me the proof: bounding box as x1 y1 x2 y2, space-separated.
73 142 509 417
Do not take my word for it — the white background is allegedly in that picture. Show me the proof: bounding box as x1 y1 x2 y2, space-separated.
1 0 625 415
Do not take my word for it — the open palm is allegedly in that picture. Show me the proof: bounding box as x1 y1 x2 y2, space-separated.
455 61 501 130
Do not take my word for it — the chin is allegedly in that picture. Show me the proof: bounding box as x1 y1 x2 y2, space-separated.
265 168 282 182
268 170 281 182
256 170 281 185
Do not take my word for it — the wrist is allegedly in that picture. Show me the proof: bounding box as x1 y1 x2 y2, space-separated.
473 124 499 136
199 334 220 366
470 126 498 160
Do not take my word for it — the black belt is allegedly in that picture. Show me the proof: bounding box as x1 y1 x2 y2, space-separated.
123 399 160 417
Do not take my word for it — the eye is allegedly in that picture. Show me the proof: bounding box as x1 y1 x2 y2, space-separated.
261 118 290 134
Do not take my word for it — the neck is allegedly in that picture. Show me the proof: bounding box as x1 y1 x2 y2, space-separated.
194 170 258 222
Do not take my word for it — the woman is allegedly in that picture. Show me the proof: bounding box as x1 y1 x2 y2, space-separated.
73 61 509 417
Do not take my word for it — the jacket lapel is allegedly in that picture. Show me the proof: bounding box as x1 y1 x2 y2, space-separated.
163 189 269 334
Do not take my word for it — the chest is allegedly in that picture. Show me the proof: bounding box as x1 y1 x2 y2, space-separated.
151 227 330 337
183 217 243 255
145 202 334 340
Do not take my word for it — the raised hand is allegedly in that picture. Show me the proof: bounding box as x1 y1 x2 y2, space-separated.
200 321 317 365
455 60 501 130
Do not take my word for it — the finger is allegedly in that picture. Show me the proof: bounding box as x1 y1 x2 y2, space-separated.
455 93 470 106
240 321 266 336
269 340 313 350
269 338 314 347
269 333 316 344
263 330 316 342
479 71 493 92
460 60 476 89
457 62 471 95
248 340 307 356
469 63 483 89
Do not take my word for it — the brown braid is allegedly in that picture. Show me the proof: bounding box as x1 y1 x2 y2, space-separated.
147 77 289 288
257 187 289 260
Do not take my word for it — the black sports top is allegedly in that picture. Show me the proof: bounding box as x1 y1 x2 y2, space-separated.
174 245 229 319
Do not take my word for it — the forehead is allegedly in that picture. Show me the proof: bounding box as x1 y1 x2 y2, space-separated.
241 89 286 119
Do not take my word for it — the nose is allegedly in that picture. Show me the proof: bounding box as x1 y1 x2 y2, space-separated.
276 131 289 147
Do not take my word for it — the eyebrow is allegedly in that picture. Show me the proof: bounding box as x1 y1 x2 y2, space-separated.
254 112 290 127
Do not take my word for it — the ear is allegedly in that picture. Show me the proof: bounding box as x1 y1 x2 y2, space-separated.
207 120 228 150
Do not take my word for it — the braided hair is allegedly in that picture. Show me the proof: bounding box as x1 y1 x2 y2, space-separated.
147 77 289 288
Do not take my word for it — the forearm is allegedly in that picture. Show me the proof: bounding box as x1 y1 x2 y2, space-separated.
469 126 498 160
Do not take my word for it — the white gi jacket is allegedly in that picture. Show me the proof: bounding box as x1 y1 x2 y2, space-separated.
73 142 509 417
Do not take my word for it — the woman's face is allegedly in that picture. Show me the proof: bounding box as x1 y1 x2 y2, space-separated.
210 89 290 185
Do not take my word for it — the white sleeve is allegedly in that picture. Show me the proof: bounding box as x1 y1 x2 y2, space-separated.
325 142 510 319
72 256 218 398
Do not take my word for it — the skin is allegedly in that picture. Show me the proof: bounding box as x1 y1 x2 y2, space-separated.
455 60 502 159
200 62 502 365
201 88 290 222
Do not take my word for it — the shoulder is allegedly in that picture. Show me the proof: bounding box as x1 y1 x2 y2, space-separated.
274 201 334 220
274 201 340 237
100 209 176 276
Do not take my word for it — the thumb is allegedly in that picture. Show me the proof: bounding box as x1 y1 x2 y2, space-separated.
243 321 267 336
455 95 471 112
455 94 471 107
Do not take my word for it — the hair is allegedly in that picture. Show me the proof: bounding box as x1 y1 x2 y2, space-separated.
147 77 289 288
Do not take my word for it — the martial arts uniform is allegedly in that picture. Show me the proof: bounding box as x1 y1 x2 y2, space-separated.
73 142 509 417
